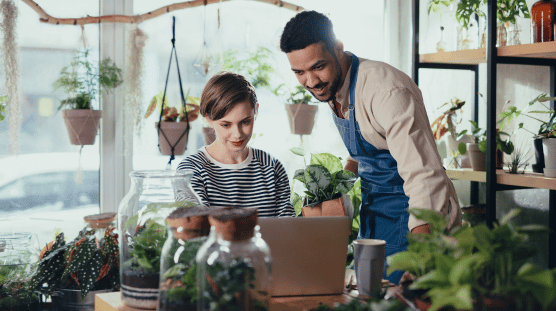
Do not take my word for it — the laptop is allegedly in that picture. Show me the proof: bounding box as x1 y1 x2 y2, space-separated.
258 216 351 296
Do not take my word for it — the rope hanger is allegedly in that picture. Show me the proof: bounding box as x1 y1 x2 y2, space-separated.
20 0 304 26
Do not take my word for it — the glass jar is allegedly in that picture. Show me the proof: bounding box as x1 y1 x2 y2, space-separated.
531 0 556 43
158 207 211 311
0 233 39 276
196 207 271 311
83 212 117 242
118 170 203 309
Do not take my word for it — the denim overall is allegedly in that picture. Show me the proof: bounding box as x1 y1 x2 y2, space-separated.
332 55 409 284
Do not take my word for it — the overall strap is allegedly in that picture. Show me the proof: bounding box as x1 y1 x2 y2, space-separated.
158 16 190 166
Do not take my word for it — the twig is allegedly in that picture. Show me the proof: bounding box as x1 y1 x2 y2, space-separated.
21 0 304 25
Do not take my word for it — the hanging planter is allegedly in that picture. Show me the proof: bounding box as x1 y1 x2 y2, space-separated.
282 86 319 135
63 109 102 145
53 50 123 146
155 121 190 156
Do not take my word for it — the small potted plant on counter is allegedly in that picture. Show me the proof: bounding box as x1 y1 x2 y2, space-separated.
290 147 357 217
53 50 123 145
145 90 200 156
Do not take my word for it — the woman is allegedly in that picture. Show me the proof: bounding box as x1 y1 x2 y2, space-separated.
177 72 294 217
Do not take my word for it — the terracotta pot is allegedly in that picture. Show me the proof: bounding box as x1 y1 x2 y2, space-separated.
285 104 318 135
155 122 190 156
467 143 486 171
62 109 102 145
302 194 351 217
202 127 216 145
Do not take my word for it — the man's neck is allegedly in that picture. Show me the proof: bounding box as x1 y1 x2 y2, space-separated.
337 52 352 92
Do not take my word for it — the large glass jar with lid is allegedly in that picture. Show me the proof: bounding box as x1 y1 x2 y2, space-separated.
118 170 203 309
158 207 211 311
532 0 556 42
196 207 271 311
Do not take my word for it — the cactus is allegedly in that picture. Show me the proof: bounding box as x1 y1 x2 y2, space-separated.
28 226 120 298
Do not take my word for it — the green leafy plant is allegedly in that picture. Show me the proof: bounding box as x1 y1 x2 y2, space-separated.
312 294 411 311
121 219 167 274
467 120 514 155
290 147 357 211
387 209 556 311
274 85 318 106
222 47 275 90
53 49 123 110
498 93 556 138
144 90 201 122
0 261 39 308
28 226 120 298
0 94 7 122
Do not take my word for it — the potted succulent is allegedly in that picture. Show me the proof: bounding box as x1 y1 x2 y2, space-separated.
145 90 200 156
430 97 473 168
387 208 556 311
278 85 319 136
498 93 556 175
290 147 357 217
53 50 123 145
27 225 120 310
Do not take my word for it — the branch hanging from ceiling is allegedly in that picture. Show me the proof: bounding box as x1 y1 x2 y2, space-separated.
21 0 304 25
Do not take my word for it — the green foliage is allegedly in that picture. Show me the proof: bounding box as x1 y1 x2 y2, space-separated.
387 208 556 311
0 94 7 122
53 49 123 110
429 0 530 28
201 260 266 311
313 296 411 311
290 149 357 207
274 85 318 106
0 262 39 307
222 47 275 90
28 226 120 298
467 120 514 154
122 219 167 274
498 93 556 138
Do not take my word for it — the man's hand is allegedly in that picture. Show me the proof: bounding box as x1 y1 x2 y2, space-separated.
411 224 431 234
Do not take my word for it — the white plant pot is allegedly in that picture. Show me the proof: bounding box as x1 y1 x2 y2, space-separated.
446 135 474 168
542 138 556 176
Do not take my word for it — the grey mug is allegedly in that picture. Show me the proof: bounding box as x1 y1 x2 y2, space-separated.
353 239 386 296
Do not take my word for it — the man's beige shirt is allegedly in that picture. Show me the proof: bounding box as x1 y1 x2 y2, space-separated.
331 54 462 231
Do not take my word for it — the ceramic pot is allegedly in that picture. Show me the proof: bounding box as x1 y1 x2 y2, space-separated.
62 109 102 145
532 138 545 173
202 127 216 146
467 143 486 171
51 288 112 311
542 138 556 177
446 135 473 168
155 122 190 156
285 104 318 135
301 194 353 218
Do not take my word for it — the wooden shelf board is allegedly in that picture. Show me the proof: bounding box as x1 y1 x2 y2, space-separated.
419 49 486 64
498 41 556 59
446 169 556 190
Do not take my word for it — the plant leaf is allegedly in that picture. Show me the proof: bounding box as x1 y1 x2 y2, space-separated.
290 147 306 157
310 153 343 175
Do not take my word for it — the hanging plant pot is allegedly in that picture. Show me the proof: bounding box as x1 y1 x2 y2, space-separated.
62 109 102 145
155 122 189 156
285 104 318 135
202 127 216 146
467 143 486 171
301 194 352 217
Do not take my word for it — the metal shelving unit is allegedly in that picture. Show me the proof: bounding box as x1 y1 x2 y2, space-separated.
412 0 556 268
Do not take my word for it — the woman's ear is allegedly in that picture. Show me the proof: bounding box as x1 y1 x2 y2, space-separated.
254 104 260 119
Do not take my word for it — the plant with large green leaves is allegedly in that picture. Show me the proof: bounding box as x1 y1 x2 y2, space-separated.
387 209 556 311
290 147 358 212
222 47 275 90
467 119 514 155
28 226 120 299
498 93 556 139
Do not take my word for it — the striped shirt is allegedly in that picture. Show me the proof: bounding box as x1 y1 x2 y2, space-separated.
176 147 294 217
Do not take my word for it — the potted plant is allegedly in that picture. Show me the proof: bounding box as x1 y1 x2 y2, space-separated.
278 85 319 136
387 208 556 311
464 120 514 171
430 97 473 168
53 50 123 145
221 47 275 90
498 93 556 175
290 147 357 217
27 225 120 310
0 262 41 311
144 90 200 156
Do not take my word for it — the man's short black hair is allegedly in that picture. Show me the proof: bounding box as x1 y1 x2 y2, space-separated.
280 11 337 54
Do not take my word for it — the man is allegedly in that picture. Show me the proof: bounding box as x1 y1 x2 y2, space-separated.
280 11 462 284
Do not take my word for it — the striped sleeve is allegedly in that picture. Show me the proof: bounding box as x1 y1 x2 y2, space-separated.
176 152 210 208
273 158 295 217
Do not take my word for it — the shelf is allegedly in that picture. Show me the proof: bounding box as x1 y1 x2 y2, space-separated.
419 42 556 65
446 169 556 190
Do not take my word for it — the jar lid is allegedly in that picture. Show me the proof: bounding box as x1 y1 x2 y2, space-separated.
84 213 117 229
209 207 258 242
166 207 211 240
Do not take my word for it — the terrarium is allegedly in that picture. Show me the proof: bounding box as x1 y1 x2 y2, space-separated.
118 170 203 309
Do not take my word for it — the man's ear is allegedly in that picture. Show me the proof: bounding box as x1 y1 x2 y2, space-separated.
334 41 345 58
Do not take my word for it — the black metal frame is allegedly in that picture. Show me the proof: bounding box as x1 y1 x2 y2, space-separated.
413 0 556 268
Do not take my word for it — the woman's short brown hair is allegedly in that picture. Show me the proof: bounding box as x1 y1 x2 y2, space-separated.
200 71 258 121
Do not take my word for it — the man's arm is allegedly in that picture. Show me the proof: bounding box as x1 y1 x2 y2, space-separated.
411 224 431 234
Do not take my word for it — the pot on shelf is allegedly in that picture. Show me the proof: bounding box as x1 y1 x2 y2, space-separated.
533 137 546 173
285 104 318 135
446 134 473 168
51 288 112 311
466 143 486 171
542 137 556 177
62 109 102 145
155 122 189 156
